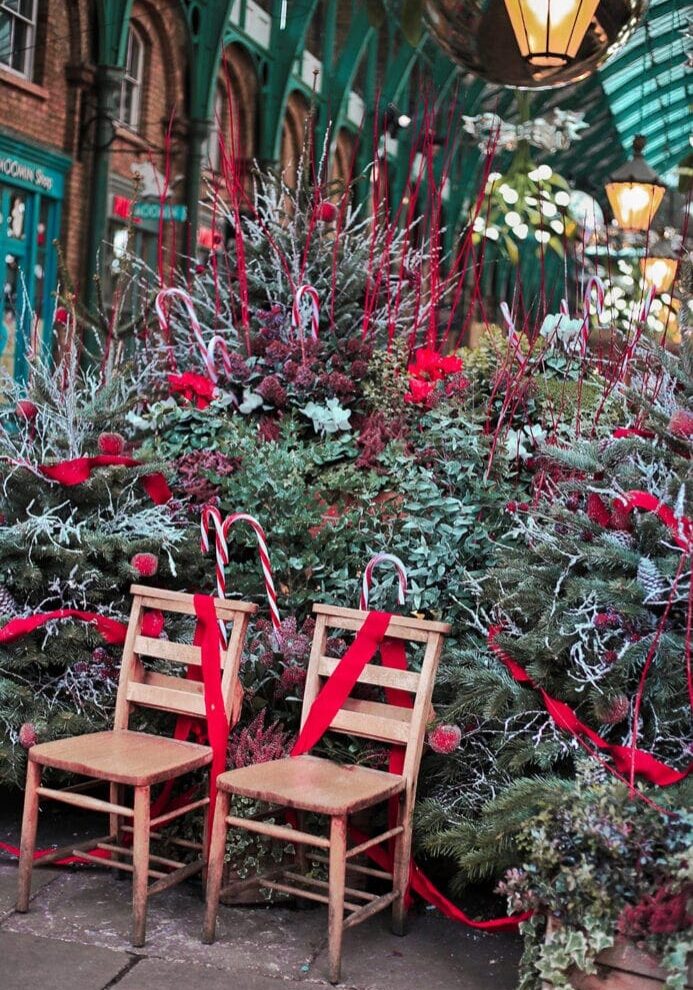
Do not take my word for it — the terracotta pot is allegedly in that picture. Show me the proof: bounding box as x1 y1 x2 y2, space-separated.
542 920 692 990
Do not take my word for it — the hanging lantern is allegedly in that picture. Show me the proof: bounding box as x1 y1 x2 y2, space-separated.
423 0 647 90
605 136 666 232
640 244 678 295
502 0 600 68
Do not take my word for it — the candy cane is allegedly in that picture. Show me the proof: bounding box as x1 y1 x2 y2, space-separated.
155 287 230 385
559 298 570 317
638 284 655 324
223 513 281 633
360 552 408 611
292 284 320 361
200 505 230 642
582 276 606 324
499 301 521 351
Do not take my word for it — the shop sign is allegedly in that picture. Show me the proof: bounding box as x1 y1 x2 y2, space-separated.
132 202 188 222
0 155 54 191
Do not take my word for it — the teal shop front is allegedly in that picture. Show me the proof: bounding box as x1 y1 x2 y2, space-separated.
0 133 70 384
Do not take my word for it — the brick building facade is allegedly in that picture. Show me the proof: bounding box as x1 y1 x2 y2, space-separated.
0 0 366 384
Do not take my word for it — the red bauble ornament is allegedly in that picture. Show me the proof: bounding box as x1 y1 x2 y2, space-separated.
315 200 338 223
427 723 463 754
97 432 126 455
131 552 159 577
141 610 165 638
18 722 38 749
54 307 69 326
15 400 38 422
668 409 693 438
598 694 630 725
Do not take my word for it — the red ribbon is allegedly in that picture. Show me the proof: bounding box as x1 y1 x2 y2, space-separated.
290 611 528 930
0 609 128 646
614 490 692 552
291 611 392 756
192 594 230 848
488 627 691 787
39 456 171 505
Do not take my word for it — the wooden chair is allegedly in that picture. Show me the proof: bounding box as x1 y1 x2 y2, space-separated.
202 603 450 984
16 584 257 947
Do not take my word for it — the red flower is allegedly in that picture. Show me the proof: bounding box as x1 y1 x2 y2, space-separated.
408 347 463 383
131 552 159 577
404 378 438 406
427 723 463 754
168 372 216 410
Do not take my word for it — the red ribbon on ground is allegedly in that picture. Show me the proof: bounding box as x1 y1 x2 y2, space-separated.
290 611 528 930
488 627 691 787
39 455 171 505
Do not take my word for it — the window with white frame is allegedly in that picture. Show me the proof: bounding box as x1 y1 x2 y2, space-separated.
119 25 145 131
0 0 38 78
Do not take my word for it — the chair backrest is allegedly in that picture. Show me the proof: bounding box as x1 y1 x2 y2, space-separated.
113 585 257 732
301 604 451 787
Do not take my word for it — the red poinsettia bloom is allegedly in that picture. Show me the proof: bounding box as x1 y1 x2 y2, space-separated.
407 347 463 383
168 372 216 410
404 377 437 406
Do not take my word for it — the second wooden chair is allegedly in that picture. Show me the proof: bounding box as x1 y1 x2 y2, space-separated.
203 603 450 983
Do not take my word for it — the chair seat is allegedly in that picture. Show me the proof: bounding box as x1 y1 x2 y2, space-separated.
29 730 212 786
216 754 406 815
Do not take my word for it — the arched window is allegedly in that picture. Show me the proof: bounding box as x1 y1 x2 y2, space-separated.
119 25 145 131
0 0 38 78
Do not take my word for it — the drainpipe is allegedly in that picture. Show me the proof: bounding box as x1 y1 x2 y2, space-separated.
84 65 123 313
185 117 209 273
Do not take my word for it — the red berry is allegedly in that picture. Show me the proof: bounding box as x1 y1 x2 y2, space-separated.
97 432 126 456
130 552 159 577
668 409 693 438
315 200 338 222
427 723 463 754
15 400 38 422
18 723 37 749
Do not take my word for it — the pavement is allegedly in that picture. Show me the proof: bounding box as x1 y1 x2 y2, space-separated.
0 793 521 990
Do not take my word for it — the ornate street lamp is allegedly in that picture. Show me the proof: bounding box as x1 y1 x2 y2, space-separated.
503 0 600 67
605 136 666 232
640 243 678 295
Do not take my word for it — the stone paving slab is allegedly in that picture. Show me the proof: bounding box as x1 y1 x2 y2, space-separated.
0 863 60 917
0 931 130 990
0 860 522 989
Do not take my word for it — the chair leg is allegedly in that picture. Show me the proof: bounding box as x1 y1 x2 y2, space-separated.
109 782 127 879
131 785 150 948
202 789 230 945
16 760 41 913
328 814 347 985
391 792 413 937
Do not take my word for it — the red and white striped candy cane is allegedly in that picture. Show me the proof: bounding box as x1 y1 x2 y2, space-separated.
638 284 655 324
360 552 408 611
559 298 571 317
499 301 522 352
582 276 606 324
200 504 230 642
292 284 320 361
223 513 281 633
155 287 227 385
